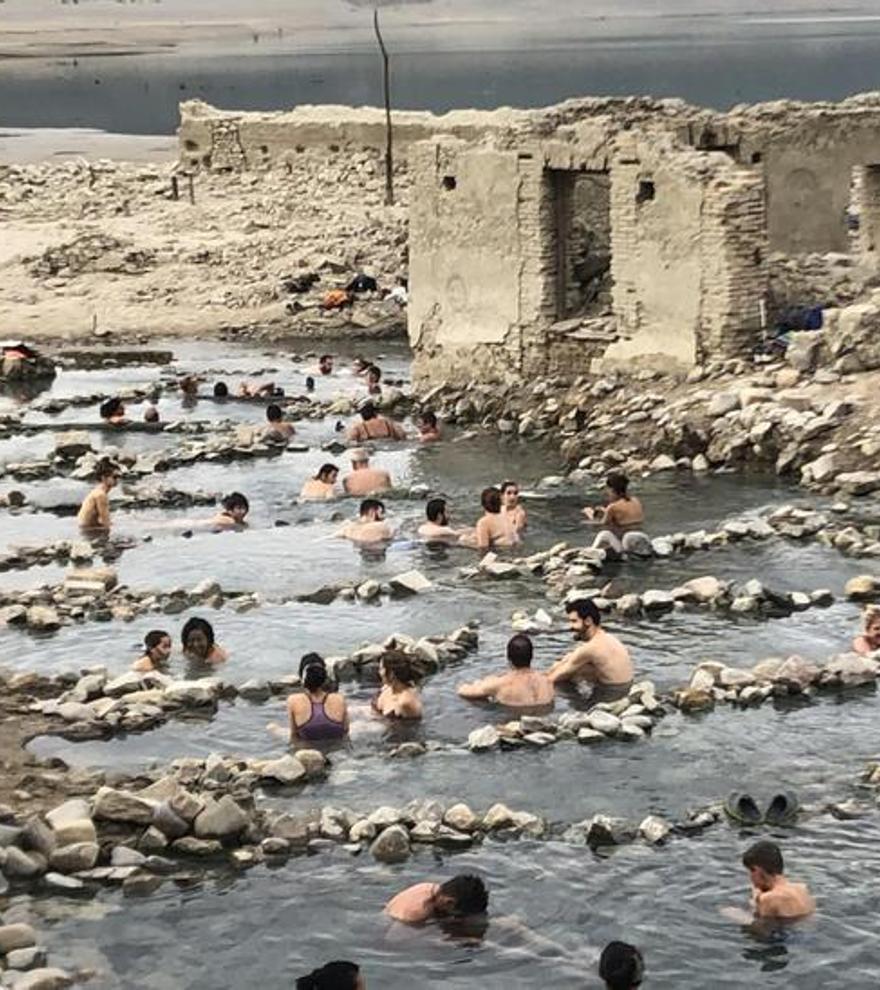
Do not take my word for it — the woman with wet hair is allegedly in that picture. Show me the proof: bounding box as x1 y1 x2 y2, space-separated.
287 653 348 741
373 651 423 720
300 464 339 501
132 629 172 672
296 961 364 990
181 616 228 665
210 492 249 530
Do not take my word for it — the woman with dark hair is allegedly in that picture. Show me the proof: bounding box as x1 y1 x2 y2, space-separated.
599 942 644 990
300 464 339 501
373 651 423 720
181 617 228 665
132 629 172 672
210 492 249 530
296 961 364 990
287 654 348 741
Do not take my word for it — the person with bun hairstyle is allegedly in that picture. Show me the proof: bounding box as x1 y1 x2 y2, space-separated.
296 960 364 990
373 651 423 720
287 653 348 742
599 942 644 990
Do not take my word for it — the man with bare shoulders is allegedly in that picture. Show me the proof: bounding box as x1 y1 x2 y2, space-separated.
338 499 394 544
418 497 468 542
458 634 554 708
459 487 518 550
742 841 815 920
346 401 407 443
342 448 392 496
548 598 633 691
77 461 119 534
385 875 488 924
583 472 648 556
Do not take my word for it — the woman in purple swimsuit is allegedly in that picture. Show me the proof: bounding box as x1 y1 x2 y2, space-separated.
287 654 349 742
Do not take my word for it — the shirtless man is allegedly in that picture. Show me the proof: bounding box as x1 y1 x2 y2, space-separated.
385 875 488 924
319 354 334 376
583 472 645 555
462 487 518 551
548 598 633 690
338 499 394 543
342 449 392 496
742 841 815 920
500 480 527 533
346 402 407 443
264 403 295 441
418 498 466 542
458 634 554 708
76 461 119 533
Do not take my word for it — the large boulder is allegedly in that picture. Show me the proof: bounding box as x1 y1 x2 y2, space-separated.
92 787 154 825
193 796 248 840
369 824 411 864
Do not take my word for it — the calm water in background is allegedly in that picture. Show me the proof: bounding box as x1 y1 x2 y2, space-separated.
4 12 880 132
2 338 880 986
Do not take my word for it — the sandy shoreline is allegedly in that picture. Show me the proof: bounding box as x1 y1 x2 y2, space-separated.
0 128 176 165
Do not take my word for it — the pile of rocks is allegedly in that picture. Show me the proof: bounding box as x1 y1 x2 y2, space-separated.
0 751 329 894
297 569 434 607
467 680 665 752
0 573 262 633
0 909 72 990
0 539 131 574
323 624 479 683
416 358 880 495
559 576 833 618
1 623 480 741
673 651 880 713
765 505 880 559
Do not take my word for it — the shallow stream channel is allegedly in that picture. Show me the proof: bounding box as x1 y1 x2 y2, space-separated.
2 339 880 988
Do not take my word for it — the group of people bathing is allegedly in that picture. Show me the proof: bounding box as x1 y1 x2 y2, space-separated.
298 837 813 988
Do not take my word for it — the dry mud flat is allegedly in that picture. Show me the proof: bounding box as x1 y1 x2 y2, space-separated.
0 154 408 342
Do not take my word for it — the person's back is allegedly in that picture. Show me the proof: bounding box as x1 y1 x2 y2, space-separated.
493 669 554 708
743 840 815 921
344 466 391 496
586 628 633 685
606 495 644 535
77 486 106 529
290 655 347 741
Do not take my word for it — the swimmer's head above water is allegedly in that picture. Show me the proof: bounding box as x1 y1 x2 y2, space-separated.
296 960 364 990
507 633 534 669
299 652 330 693
432 875 488 917
742 839 784 892
213 382 229 398
143 629 172 665
359 498 385 522
315 463 339 485
599 941 644 990
606 471 630 501
566 598 602 641
379 651 419 689
500 479 520 509
221 492 249 524
481 487 502 514
181 616 216 660
425 497 448 527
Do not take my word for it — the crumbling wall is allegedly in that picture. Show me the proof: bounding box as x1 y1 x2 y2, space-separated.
409 140 527 383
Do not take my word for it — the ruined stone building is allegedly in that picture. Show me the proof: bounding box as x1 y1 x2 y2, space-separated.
179 94 880 382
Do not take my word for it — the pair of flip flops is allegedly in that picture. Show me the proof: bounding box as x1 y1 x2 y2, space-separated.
725 791 799 826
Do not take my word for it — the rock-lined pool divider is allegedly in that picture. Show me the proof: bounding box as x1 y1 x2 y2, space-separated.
0 908 74 990
465 648 880 753
4 624 479 741
0 485 219 519
0 566 447 634
0 538 134 574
